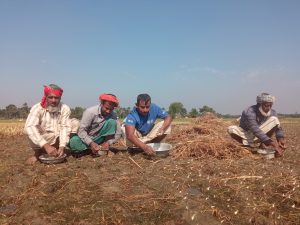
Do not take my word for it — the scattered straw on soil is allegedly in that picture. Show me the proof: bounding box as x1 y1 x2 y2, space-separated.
1 118 300 224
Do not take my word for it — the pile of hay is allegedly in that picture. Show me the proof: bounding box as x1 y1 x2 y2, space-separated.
168 113 246 159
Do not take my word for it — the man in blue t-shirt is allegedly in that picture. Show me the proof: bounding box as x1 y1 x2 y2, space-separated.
123 94 172 155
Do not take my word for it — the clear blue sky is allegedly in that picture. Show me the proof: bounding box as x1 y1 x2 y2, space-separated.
0 0 299 114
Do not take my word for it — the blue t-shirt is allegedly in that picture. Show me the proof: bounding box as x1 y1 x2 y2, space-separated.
124 103 168 135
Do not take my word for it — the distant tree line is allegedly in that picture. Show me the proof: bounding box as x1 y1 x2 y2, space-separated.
1 103 299 120
0 103 132 120
0 103 30 119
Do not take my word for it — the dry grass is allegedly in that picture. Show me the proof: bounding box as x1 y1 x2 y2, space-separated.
168 113 247 159
0 121 24 137
1 117 300 224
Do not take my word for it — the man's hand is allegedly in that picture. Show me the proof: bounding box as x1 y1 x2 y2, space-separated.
43 143 59 157
57 147 65 157
100 142 109 150
143 144 156 156
277 138 287 150
269 141 284 157
90 142 101 154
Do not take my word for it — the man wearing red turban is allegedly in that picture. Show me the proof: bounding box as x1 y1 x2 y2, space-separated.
24 84 79 164
69 93 122 156
40 84 64 109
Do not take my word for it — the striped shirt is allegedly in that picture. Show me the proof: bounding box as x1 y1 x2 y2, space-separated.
24 103 71 148
78 105 122 145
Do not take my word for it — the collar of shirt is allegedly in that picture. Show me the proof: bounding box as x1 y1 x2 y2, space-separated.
97 105 108 119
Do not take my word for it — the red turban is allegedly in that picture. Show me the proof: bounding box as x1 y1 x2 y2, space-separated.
40 84 64 108
99 93 119 106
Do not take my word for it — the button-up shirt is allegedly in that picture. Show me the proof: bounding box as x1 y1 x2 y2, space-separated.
24 103 71 148
78 105 121 146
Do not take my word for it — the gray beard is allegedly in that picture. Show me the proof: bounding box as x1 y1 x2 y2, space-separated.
47 105 60 113
259 106 271 117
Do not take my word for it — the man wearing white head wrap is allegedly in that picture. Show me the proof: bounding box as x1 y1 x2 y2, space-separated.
228 93 287 156
256 93 276 104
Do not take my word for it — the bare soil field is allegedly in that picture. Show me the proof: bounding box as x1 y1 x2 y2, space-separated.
0 118 299 225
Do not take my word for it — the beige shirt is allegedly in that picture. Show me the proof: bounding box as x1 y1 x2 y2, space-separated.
24 103 71 148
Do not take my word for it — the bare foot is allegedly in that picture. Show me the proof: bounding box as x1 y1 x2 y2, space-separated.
26 156 38 165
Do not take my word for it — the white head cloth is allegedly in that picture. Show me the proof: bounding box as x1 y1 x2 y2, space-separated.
256 93 275 104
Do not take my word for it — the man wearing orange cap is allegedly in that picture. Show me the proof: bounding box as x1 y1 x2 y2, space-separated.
24 84 79 164
69 93 122 156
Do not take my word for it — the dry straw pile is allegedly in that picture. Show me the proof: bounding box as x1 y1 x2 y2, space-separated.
169 113 246 159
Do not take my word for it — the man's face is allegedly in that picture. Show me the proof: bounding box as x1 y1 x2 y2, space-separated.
261 102 273 113
101 101 115 117
46 93 61 107
136 100 151 116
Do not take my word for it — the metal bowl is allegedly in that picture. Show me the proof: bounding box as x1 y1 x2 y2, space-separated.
257 149 275 159
39 153 67 164
146 143 172 157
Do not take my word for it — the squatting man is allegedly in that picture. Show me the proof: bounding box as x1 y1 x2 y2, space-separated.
24 84 79 164
123 94 172 155
228 93 287 156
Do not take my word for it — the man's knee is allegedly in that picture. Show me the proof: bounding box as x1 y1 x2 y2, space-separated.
70 118 80 133
269 116 280 125
227 125 238 135
69 135 87 151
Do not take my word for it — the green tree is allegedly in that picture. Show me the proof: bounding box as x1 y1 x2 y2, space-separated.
199 105 216 114
189 108 199 118
168 102 187 118
6 104 18 119
115 107 131 119
19 103 30 119
0 108 5 118
71 107 85 119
